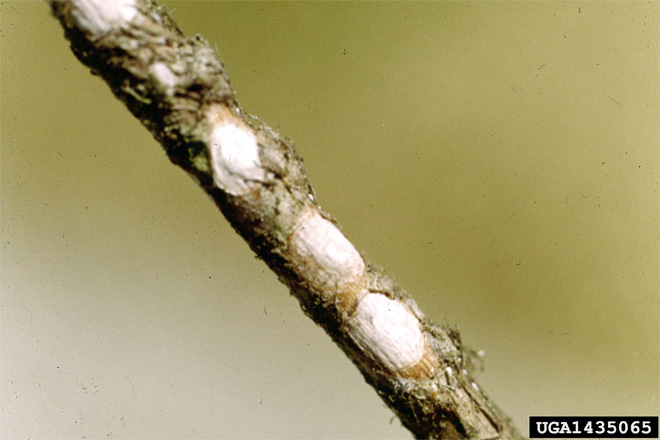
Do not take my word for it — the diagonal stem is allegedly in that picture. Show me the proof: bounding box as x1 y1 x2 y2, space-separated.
47 1 522 438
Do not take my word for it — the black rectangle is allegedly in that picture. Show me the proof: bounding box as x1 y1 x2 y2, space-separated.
529 416 659 438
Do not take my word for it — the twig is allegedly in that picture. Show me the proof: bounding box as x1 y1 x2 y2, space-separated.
47 1 522 438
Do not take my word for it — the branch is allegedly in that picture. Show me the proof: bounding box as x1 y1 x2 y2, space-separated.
47 1 522 438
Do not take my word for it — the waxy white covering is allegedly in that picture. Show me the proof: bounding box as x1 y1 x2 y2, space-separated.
70 0 137 37
348 293 425 371
289 208 365 292
208 122 266 195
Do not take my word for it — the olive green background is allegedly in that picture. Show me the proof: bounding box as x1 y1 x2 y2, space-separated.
2 1 658 438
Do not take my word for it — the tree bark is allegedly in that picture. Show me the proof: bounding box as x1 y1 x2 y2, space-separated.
47 1 522 438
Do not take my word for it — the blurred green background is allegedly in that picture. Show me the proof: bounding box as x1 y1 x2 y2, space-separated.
2 1 658 438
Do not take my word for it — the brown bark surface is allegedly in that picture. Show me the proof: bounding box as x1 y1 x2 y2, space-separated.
48 1 522 438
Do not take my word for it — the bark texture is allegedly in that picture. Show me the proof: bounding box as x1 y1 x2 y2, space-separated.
48 1 522 438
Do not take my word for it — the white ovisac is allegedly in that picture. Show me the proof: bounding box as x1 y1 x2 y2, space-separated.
148 62 178 96
70 0 137 37
288 208 365 292
348 293 425 372
208 121 266 195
